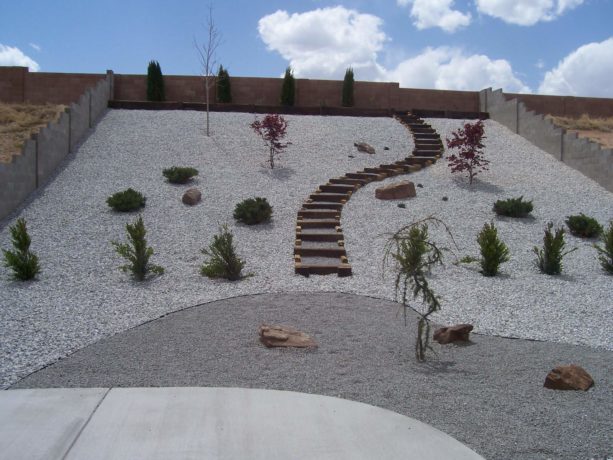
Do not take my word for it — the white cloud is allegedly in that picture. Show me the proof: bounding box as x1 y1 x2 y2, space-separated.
0 44 40 71
539 37 613 97
397 0 471 33
258 7 387 80
29 43 41 52
387 47 531 92
475 0 584 25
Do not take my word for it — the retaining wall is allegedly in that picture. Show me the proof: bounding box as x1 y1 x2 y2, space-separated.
0 73 113 222
480 88 613 192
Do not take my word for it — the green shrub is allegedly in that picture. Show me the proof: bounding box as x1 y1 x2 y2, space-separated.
341 67 354 107
533 222 576 275
280 67 295 106
111 216 164 281
162 166 199 184
493 196 533 217
216 65 232 103
107 188 146 212
201 225 247 280
146 60 165 102
477 222 510 276
2 218 40 281
565 213 603 238
594 221 613 274
233 197 272 225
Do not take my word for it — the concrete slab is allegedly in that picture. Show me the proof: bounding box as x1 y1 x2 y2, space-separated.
0 388 107 460
66 387 484 460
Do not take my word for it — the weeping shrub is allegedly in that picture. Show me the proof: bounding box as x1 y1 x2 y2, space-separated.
201 225 248 280
2 218 41 281
111 216 164 281
594 221 613 274
477 222 510 276
566 214 603 238
533 222 576 275
233 197 273 225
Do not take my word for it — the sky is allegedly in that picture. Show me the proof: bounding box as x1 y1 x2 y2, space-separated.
1 0 612 97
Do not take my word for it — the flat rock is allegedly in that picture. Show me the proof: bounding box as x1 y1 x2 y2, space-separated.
354 142 376 154
375 180 416 200
544 365 594 391
182 188 201 205
433 324 473 344
259 324 318 348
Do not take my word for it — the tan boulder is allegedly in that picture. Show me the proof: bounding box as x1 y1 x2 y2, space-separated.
259 324 318 348
375 181 416 200
182 187 202 205
544 365 594 391
433 324 473 344
354 142 376 154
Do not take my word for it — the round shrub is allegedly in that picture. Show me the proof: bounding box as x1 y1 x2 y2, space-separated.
493 196 533 218
162 166 199 184
107 188 146 212
233 197 272 225
566 213 603 238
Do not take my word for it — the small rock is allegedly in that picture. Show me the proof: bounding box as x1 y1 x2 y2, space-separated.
348 154 355 158
182 188 202 205
397 203 406 208
354 142 376 154
417 183 423 188
259 324 318 348
383 146 390 151
544 365 594 391
375 181 416 200
433 324 473 344
442 196 448 201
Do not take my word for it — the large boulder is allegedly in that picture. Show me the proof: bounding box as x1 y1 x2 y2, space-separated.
259 324 318 348
544 365 594 391
354 142 376 154
182 187 202 205
375 181 416 200
433 324 473 344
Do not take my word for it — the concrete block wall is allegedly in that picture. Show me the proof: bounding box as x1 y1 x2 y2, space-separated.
0 73 112 222
480 88 613 192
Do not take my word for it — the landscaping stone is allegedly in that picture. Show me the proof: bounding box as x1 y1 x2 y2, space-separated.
433 324 474 344
544 365 594 391
354 142 375 154
375 181 416 200
182 188 201 205
259 324 318 348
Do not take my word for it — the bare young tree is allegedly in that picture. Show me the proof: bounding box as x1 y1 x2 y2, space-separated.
194 4 221 137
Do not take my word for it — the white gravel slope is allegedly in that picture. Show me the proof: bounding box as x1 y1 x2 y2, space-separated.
0 110 611 388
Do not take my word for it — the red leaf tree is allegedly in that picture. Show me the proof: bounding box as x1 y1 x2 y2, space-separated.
446 120 488 185
250 114 291 169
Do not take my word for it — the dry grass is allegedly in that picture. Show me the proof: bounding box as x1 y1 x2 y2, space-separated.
0 102 66 163
547 114 613 149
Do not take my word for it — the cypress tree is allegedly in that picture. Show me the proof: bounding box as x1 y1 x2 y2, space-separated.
280 67 295 106
342 67 355 107
216 65 232 103
146 60 165 102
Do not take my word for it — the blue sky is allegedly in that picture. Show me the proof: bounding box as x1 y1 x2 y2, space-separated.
1 0 612 97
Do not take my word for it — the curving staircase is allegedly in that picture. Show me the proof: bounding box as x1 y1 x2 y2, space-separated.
294 112 444 277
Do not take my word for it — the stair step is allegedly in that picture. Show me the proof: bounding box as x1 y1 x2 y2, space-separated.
362 167 391 176
405 156 437 165
296 219 340 228
329 177 367 186
413 133 440 140
294 245 346 257
319 184 357 193
413 149 441 157
415 143 442 150
302 202 343 210
309 192 350 202
415 139 442 145
295 259 352 277
298 209 340 219
345 172 384 181
297 232 343 242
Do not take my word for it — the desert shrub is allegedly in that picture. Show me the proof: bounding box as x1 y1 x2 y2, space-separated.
493 196 533 218
146 60 165 102
233 197 272 225
111 216 164 281
533 222 577 275
201 225 247 280
384 217 452 362
216 65 232 103
2 218 40 281
456 255 479 264
162 166 199 184
250 114 291 169
342 67 355 107
565 213 603 238
280 67 295 106
107 188 146 212
594 221 613 274
477 222 510 276
446 120 488 185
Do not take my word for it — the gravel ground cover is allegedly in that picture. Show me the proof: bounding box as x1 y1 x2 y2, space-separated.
1 110 612 393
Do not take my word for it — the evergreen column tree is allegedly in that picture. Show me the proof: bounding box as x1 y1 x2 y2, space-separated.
216 65 232 103
342 67 355 107
280 67 295 106
146 60 165 102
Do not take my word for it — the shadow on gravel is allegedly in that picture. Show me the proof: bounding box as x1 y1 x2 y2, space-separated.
453 177 504 194
258 166 296 181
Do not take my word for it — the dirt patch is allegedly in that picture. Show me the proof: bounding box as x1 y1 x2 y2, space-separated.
569 130 613 149
0 103 65 163
547 114 613 149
